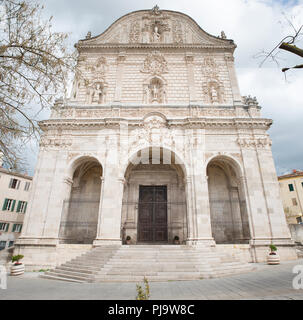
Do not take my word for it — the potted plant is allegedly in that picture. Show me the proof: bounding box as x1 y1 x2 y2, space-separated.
267 244 280 265
11 254 25 276
126 236 131 245
173 236 180 245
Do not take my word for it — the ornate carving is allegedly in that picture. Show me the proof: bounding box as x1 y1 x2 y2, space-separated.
243 95 259 107
129 21 140 43
172 20 183 44
202 57 218 78
39 136 72 150
237 137 272 149
85 79 107 104
141 51 168 75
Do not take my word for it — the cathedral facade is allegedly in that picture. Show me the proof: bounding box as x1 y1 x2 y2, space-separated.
15 7 297 270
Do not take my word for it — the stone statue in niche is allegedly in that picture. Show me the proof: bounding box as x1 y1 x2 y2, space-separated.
210 86 219 103
86 81 95 104
153 24 161 42
85 80 106 104
146 78 165 104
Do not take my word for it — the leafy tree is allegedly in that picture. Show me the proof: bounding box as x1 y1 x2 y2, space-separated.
0 0 75 171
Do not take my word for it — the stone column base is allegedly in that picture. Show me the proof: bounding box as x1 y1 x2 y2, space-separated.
93 238 122 246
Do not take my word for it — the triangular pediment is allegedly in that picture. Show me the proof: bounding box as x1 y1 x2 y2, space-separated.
78 8 234 47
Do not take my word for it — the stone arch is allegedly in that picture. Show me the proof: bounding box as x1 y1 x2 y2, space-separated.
121 146 188 244
60 155 103 244
206 155 250 244
122 145 188 179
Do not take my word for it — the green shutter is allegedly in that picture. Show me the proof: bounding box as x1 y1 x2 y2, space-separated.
5 223 9 232
16 201 21 213
24 202 27 213
2 198 8 211
20 225 22 233
12 224 15 232
11 200 16 212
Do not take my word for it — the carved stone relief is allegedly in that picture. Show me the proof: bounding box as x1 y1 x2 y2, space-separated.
237 137 272 149
141 51 168 75
172 20 183 44
129 21 141 43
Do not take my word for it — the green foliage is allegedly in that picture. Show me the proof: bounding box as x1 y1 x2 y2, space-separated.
12 254 24 263
136 277 150 300
269 244 277 252
126 236 131 241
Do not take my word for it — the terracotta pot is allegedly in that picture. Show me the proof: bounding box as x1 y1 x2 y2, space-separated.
126 240 131 245
267 252 280 265
11 263 25 276
174 240 180 245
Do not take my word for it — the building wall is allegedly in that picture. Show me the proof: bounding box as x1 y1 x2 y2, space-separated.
0 169 32 250
278 175 303 224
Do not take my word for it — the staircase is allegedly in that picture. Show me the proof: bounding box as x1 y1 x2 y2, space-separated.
41 245 255 283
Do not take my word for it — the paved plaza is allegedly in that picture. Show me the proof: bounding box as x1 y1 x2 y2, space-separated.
0 259 303 300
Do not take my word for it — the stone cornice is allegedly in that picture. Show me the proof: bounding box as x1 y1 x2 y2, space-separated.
76 43 236 51
39 117 272 131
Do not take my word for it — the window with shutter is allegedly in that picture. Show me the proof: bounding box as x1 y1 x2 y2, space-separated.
2 198 8 211
11 200 16 212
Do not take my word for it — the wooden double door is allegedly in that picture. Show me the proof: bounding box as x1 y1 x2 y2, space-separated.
138 185 168 243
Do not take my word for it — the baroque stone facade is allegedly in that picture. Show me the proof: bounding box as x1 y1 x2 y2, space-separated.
15 7 297 269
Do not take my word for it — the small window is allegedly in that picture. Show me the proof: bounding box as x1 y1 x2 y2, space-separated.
0 241 6 250
0 223 9 232
288 184 294 192
9 178 20 189
301 182 303 188
292 198 298 206
8 241 14 247
296 216 302 224
16 201 27 214
24 182 30 191
12 224 22 233
2 198 16 211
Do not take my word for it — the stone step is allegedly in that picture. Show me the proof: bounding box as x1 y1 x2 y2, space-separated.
43 270 93 282
62 263 102 271
50 268 97 279
55 266 97 274
40 273 87 283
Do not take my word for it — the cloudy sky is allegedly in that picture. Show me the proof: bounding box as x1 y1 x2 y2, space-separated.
26 0 303 176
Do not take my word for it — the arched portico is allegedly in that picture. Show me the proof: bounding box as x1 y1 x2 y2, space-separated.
121 146 188 244
206 155 250 244
59 156 103 244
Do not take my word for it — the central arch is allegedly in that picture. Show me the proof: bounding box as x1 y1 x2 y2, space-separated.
121 146 188 244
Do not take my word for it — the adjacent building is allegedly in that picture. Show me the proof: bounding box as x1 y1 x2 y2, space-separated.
0 168 32 250
278 170 303 224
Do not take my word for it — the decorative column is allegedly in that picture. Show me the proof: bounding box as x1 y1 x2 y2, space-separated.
225 54 242 106
113 52 126 104
185 176 195 244
58 176 74 241
185 53 197 103
193 174 216 246
93 176 125 246
94 176 105 239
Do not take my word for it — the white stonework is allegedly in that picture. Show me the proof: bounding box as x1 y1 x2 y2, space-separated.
14 7 297 270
